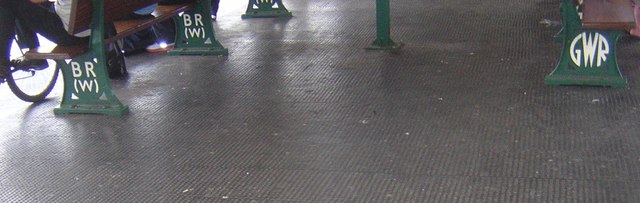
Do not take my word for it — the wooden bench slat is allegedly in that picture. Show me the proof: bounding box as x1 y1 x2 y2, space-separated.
69 0 160 35
582 0 636 30
26 4 191 60
106 4 191 44
25 44 87 60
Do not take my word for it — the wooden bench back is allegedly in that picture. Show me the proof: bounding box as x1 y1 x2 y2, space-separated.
68 0 159 35
582 0 636 30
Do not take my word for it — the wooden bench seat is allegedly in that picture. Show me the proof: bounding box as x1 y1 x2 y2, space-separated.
25 3 192 60
582 0 635 30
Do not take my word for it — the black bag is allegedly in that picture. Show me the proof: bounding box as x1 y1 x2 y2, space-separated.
105 23 128 78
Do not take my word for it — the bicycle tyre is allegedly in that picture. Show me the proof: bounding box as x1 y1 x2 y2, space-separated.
6 65 59 102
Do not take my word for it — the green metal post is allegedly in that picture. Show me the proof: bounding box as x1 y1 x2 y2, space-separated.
169 0 228 56
366 0 402 50
54 0 128 116
241 0 292 19
545 0 627 87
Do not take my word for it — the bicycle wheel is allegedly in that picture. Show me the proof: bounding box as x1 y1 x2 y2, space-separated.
5 62 59 102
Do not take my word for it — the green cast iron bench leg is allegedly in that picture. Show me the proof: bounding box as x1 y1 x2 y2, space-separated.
169 0 228 56
55 0 128 115
241 0 293 19
545 0 627 87
57 0 226 115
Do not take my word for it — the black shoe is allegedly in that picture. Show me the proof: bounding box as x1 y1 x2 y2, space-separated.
10 57 48 70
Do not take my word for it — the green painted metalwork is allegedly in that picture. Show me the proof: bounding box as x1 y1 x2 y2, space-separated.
554 2 579 43
241 0 293 19
54 0 128 116
554 28 564 43
553 4 563 43
545 0 627 87
366 0 402 50
168 0 228 56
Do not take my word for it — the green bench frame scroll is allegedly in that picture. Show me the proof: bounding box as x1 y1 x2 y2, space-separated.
545 0 636 87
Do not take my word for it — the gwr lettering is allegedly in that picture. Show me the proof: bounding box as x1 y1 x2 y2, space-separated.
570 32 609 68
71 62 97 78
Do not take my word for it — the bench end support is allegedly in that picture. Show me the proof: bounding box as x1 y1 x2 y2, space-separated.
54 104 129 116
547 29 627 87
167 47 229 56
241 0 292 19
173 1 228 56
544 74 627 87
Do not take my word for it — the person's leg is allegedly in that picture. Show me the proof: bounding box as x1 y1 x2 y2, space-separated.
122 28 156 54
15 20 39 50
1 1 86 70
212 0 220 16
146 19 176 52
11 19 50 69
3 0 86 46
632 0 640 37
152 20 176 44
0 5 17 69
1 3 52 70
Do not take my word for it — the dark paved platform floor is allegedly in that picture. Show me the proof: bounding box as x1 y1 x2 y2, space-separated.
1 0 640 202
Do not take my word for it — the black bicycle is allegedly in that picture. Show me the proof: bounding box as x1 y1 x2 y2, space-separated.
1 45 59 102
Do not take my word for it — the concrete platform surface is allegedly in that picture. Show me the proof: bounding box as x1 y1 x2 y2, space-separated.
1 0 640 202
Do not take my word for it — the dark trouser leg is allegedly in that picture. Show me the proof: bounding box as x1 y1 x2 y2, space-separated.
15 20 39 49
212 0 220 16
1 0 86 46
151 20 176 44
0 6 17 67
122 28 155 53
12 2 49 49
12 19 49 70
